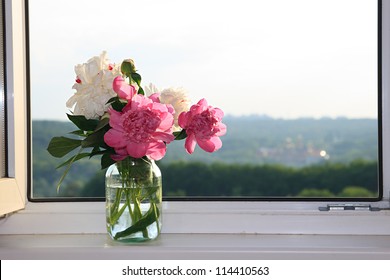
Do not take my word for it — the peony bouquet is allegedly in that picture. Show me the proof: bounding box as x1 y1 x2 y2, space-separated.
47 51 227 241
47 51 227 188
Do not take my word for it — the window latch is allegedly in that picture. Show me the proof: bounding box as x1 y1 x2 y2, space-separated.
319 204 381 211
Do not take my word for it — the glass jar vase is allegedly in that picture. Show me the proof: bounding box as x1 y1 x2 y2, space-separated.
105 157 162 242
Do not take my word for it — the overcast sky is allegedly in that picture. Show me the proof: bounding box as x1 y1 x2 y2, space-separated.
29 0 377 120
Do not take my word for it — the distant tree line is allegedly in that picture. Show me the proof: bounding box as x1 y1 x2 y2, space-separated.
159 160 378 198
43 159 378 199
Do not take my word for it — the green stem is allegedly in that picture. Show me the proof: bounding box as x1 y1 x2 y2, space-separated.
132 190 149 238
152 202 160 235
56 147 84 192
109 188 123 226
111 203 126 226
125 188 135 222
110 188 122 212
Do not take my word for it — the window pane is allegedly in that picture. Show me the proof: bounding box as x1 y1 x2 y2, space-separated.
0 0 6 179
29 0 379 199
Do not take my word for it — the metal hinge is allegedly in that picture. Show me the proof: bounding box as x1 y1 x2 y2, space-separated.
319 204 381 211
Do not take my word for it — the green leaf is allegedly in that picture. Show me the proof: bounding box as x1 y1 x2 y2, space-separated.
47 137 82 158
106 96 119 105
131 72 142 85
81 129 106 148
130 73 144 96
174 129 187 140
91 146 101 154
56 153 91 169
113 204 159 240
95 117 110 132
111 99 126 112
55 147 84 192
67 114 99 131
69 130 88 136
101 153 116 169
90 147 113 159
137 87 145 96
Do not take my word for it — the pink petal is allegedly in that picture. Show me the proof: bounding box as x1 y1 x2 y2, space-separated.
104 129 127 148
212 107 224 120
126 142 148 158
131 94 150 110
166 104 175 115
184 133 197 154
190 103 203 115
192 98 208 113
158 112 174 131
178 111 189 128
108 109 124 130
114 147 128 156
151 101 169 113
146 141 167 160
197 136 222 153
216 123 227 136
152 131 175 143
111 153 127 161
196 139 214 153
197 98 208 107
113 76 136 100
148 93 161 103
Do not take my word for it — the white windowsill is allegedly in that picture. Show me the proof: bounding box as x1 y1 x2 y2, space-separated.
2 233 390 260
1 201 390 259
2 201 390 235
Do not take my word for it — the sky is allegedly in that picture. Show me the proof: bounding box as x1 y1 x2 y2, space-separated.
29 0 378 120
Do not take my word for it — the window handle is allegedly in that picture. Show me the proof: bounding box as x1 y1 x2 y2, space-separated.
319 204 381 211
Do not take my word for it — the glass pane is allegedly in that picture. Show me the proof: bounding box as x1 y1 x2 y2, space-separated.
0 0 6 179
29 0 379 199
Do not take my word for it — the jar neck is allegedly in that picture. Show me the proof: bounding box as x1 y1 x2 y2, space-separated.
116 156 153 166
114 157 155 174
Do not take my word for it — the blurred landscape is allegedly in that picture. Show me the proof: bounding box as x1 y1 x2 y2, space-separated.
32 116 379 199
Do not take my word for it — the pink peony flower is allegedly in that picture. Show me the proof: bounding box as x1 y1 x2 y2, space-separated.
113 76 137 100
178 98 227 154
104 94 175 161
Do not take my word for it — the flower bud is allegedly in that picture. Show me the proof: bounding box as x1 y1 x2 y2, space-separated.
121 59 136 77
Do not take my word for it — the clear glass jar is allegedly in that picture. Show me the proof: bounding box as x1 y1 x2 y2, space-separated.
105 157 162 242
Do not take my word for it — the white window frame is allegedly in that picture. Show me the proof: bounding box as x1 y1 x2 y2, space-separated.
0 0 27 216
1 0 390 236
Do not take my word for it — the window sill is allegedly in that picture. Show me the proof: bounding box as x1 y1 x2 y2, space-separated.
1 201 390 235
1 201 390 259
1 233 390 259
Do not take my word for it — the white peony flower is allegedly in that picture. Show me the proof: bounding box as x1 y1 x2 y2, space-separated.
145 83 191 131
160 87 191 132
144 83 160 96
66 51 121 119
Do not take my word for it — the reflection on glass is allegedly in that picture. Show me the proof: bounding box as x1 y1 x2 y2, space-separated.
29 0 379 199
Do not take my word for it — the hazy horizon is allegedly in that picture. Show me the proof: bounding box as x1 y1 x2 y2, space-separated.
31 113 379 122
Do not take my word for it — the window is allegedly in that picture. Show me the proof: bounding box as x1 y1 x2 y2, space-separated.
0 0 27 215
28 0 382 201
0 0 390 239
